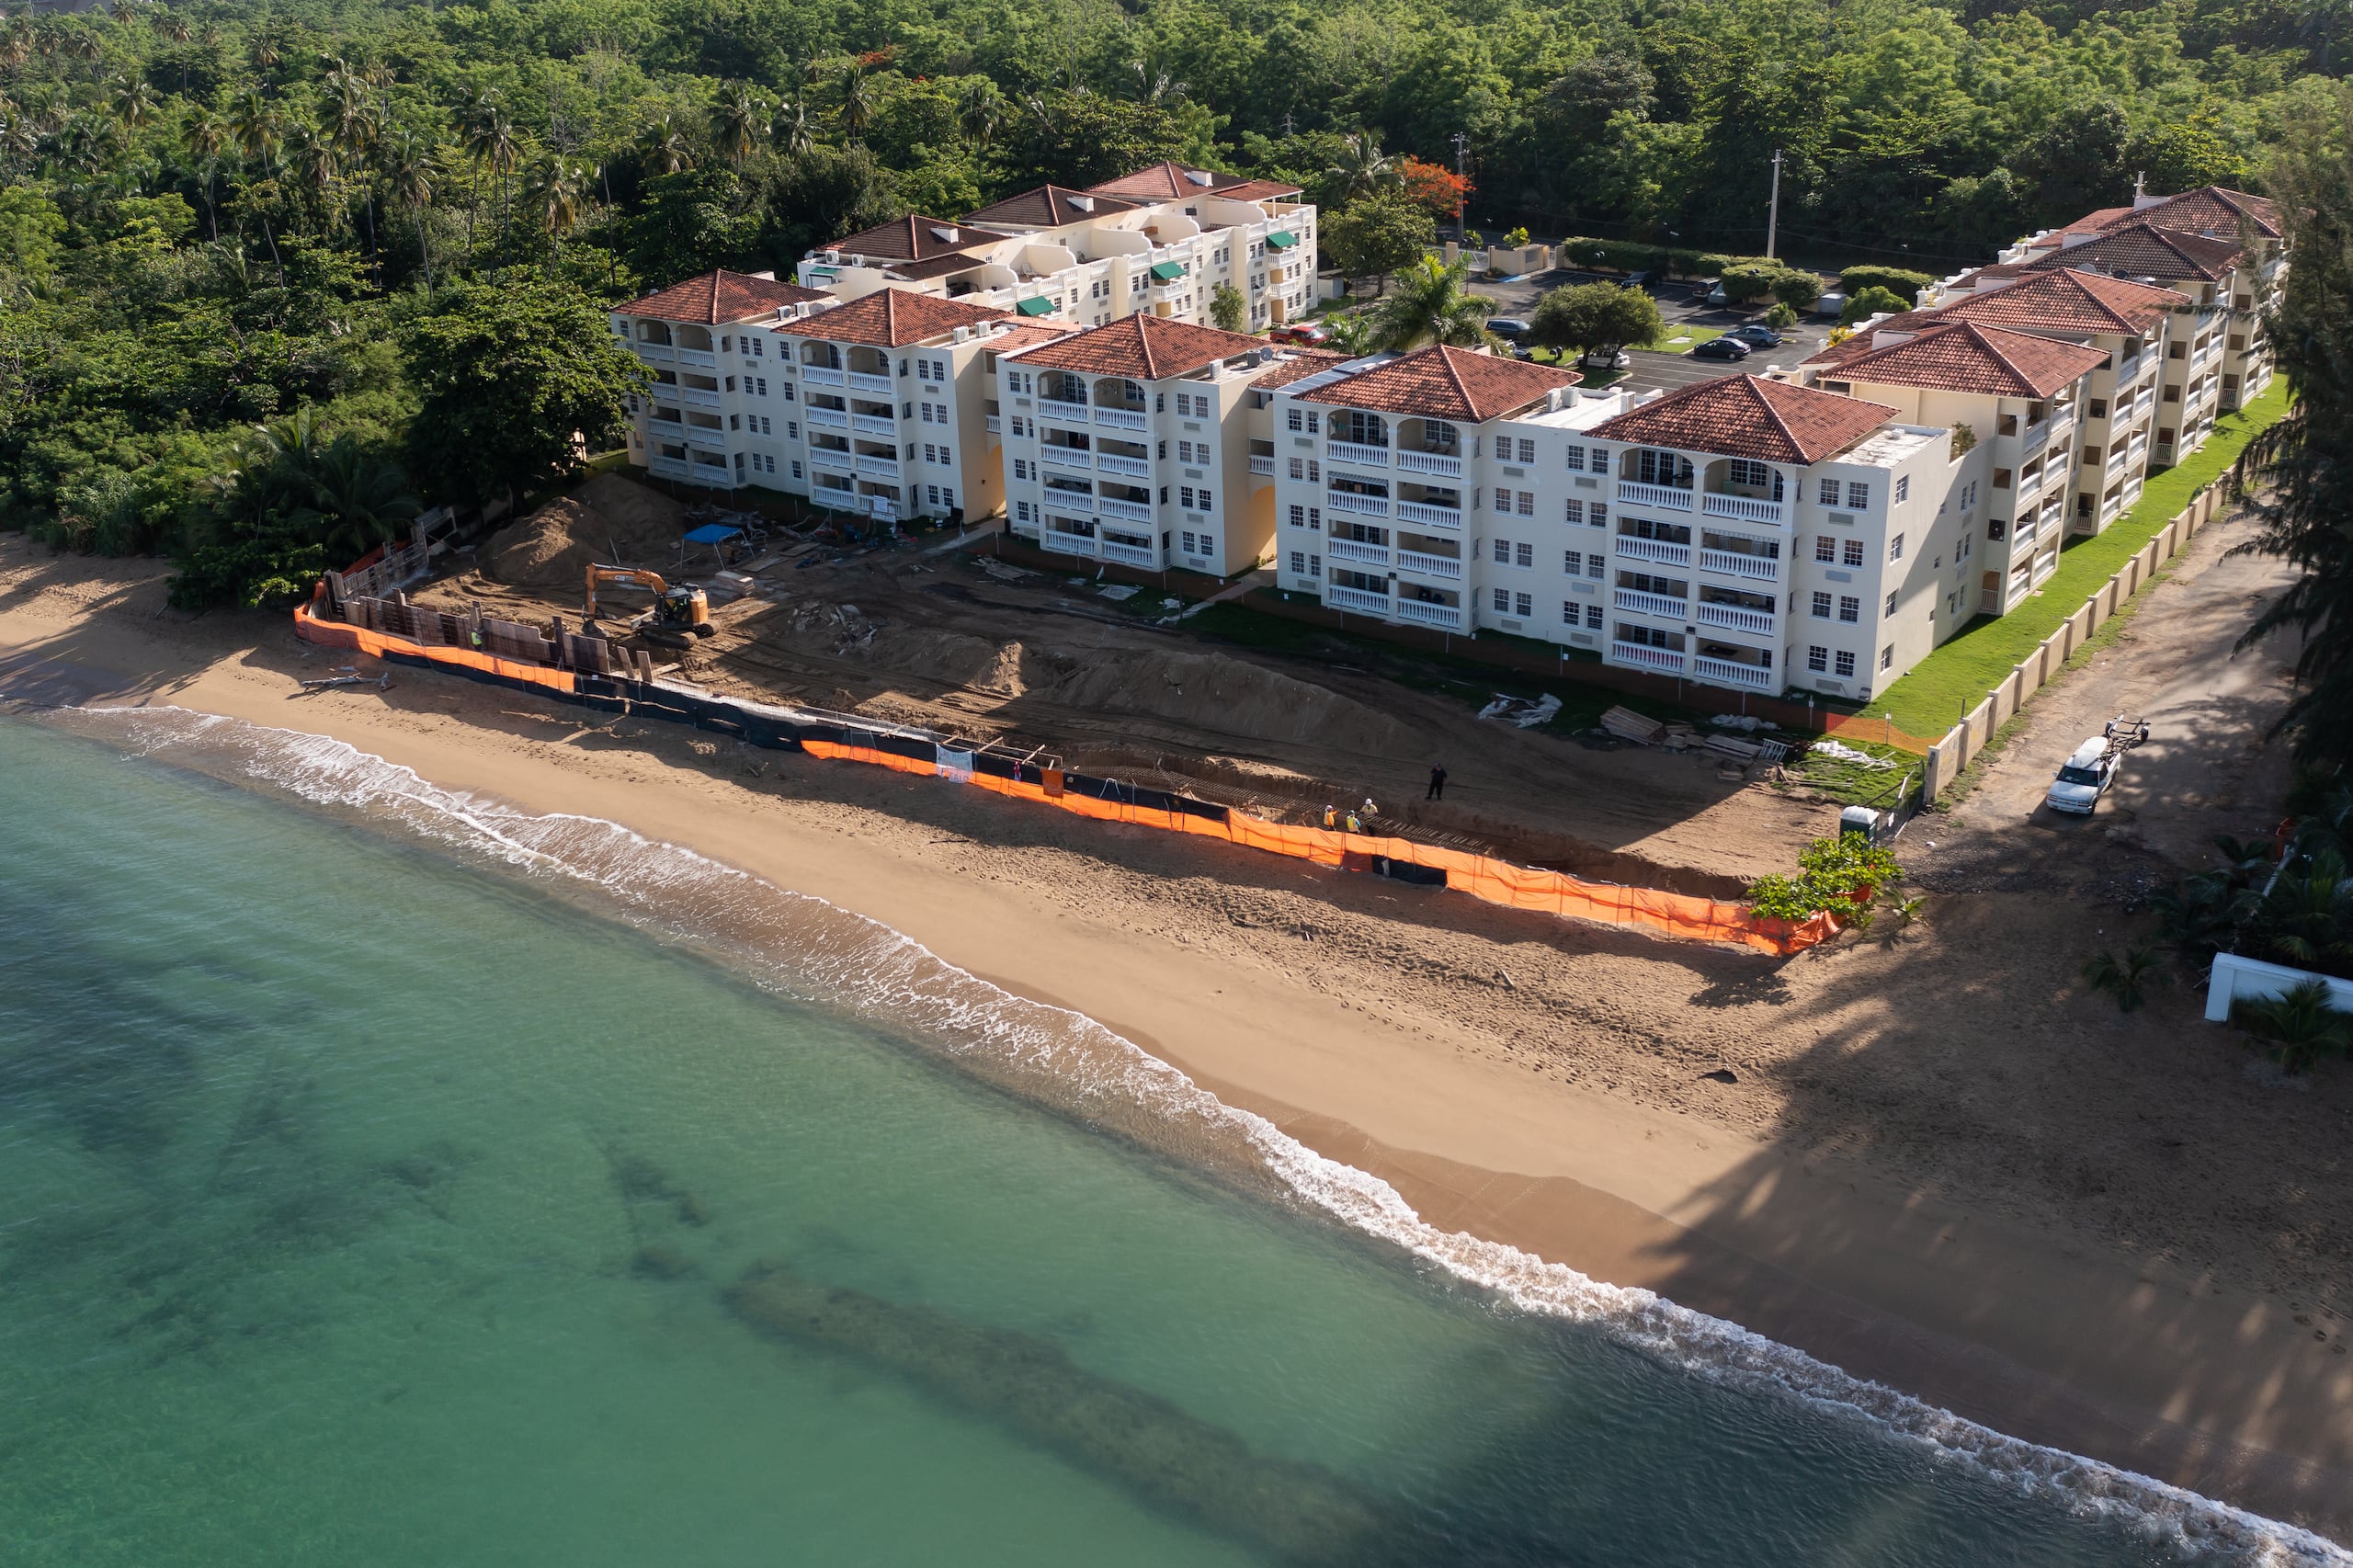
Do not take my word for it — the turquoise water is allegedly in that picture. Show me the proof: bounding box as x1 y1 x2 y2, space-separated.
0 710 2332 1566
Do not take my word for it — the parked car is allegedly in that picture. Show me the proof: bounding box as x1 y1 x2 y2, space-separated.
1725 324 1784 347
1278 323 1331 347
1579 347 1633 370
1706 281 1730 307
1486 317 1531 342
2045 737 2120 815
1815 290 1847 317
1689 336 1751 360
1620 271 1656 290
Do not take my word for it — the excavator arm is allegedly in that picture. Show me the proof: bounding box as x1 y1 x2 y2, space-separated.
584 564 669 619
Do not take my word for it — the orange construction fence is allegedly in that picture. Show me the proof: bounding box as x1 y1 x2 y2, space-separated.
296 599 579 698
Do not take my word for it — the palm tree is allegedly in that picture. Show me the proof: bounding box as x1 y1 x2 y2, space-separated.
1130 58 1186 108
299 437 420 560
461 101 517 261
380 129 435 292
110 74 158 131
769 96 813 158
1370 256 1494 349
522 154 587 262
249 31 280 78
453 86 497 256
954 79 1004 148
285 122 339 230
835 61 874 144
228 87 280 168
637 109 694 175
321 62 381 267
710 80 763 166
1327 131 1396 202
183 102 227 239
0 104 37 179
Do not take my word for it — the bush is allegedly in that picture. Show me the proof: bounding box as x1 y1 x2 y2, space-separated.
2234 979 2353 1074
2083 947 2168 1011
167 539 330 610
1554 237 1771 279
1766 301 1799 330
1745 834 1904 922
1838 266 1936 304
1768 269 1821 309
1839 285 1911 325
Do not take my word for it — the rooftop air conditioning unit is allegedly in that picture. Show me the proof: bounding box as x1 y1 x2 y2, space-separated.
824 251 842 264
951 325 971 344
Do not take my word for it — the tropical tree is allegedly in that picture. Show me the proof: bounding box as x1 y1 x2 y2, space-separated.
770 96 814 158
2234 980 2353 1074
297 437 419 560
522 154 589 261
2081 947 2167 1012
465 102 518 260
285 123 339 231
182 102 227 238
380 128 435 290
1320 192 1435 296
1210 281 1245 333
1530 281 1662 365
638 109 694 175
955 79 1006 149
228 88 279 170
109 74 157 131
710 81 763 167
1370 256 1493 350
836 62 875 144
1325 131 1394 202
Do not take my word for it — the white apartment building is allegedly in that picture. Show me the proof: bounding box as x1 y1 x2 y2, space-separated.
1799 321 2104 619
794 163 1317 334
995 315 1336 575
612 268 1071 525
1271 356 1978 700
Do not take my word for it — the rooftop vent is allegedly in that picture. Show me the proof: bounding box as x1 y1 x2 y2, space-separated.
929 225 961 244
1068 195 1094 212
1870 329 1915 348
1183 169 1214 187
751 268 776 280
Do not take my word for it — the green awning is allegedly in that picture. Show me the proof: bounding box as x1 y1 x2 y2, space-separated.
1149 261 1187 281
1015 296 1056 317
1265 231 1298 250
804 267 840 280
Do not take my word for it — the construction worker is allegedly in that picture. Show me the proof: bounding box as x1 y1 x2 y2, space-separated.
1427 765 1448 801
1322 804 1336 830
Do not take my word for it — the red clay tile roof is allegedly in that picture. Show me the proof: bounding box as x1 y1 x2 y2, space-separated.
1250 349 1350 390
1006 314 1264 381
2025 222 2243 282
2104 186 2281 241
880 254 996 282
983 323 1082 353
1086 161 1303 202
1590 374 1895 464
779 290 1014 347
1801 308 1947 369
629 268 831 324
819 214 984 262
1823 321 2108 398
1294 345 1578 421
963 185 1144 230
1935 267 2187 337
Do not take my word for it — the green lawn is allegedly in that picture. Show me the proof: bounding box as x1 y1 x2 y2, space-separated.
1861 377 2292 737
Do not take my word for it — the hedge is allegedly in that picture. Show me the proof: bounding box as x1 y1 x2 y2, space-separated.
1838 266 1936 303
1553 236 1775 279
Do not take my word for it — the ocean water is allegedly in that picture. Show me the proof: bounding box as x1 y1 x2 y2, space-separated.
0 709 2340 1567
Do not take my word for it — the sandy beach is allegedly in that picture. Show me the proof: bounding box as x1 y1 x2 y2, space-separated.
5 535 2350 1544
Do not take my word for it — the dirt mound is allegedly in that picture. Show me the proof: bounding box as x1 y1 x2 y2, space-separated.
1036 650 1425 758
480 474 688 591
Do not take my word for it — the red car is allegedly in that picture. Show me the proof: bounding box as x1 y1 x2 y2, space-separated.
1276 323 1332 347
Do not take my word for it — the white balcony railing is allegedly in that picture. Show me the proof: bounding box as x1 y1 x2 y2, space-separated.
1701 493 1784 524
847 370 892 394
1394 598 1462 630
1616 481 1694 511
1616 536 1691 565
1039 397 1090 424
1098 453 1151 477
1396 549 1462 580
1041 448 1093 472
803 405 849 429
1097 496 1154 523
1699 549 1779 582
1326 491 1390 517
1100 540 1158 567
1325 538 1390 566
852 414 896 437
1325 585 1391 614
1040 529 1097 556
855 455 901 478
1396 449 1463 477
648 455 689 479
799 365 846 386
1095 407 1149 431
680 386 722 408
633 343 676 362
1248 454 1276 476
1696 602 1776 634
1613 588 1686 618
808 447 855 472
1613 642 1686 673
676 347 718 368
1695 656 1776 690
984 415 1001 433
863 496 899 521
1395 501 1462 529
1326 439 1390 467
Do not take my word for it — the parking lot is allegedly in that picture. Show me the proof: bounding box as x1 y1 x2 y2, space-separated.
1477 267 1839 394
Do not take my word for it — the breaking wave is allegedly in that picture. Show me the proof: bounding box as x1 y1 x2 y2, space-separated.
29 701 2353 1568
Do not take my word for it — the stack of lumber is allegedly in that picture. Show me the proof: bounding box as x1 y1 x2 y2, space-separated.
1599 706 1665 744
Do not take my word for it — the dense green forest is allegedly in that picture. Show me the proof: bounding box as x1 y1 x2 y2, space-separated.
0 0 2343 601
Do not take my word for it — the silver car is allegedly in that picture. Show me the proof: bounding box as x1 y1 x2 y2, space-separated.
2045 737 2117 814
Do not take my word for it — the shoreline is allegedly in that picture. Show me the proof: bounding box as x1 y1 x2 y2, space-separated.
5 556 2350 1546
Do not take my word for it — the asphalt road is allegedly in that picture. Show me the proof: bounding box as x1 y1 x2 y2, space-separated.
1477 268 1837 393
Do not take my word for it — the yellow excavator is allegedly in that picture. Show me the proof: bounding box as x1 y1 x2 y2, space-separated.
583 564 714 649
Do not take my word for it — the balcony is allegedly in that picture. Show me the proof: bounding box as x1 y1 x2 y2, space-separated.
1041 529 1097 557
633 343 676 363
1041 448 1094 472
1248 454 1276 476
677 347 718 368
1616 481 1694 512
1326 491 1390 517
680 386 722 408
1095 406 1150 431
1396 549 1461 580
648 409 682 427
808 447 855 472
1614 588 1687 618
690 453 730 477
1325 537 1390 566
1395 501 1462 529
984 415 1001 433
1700 492 1784 524
1699 549 1779 582
855 454 901 478
2021 420 2051 457
1098 453 1151 478
800 365 846 386
1325 585 1391 614
1616 536 1691 566
1396 449 1463 478
852 413 897 437
1696 602 1776 634
1695 656 1776 690
803 405 849 429
864 495 900 522
1613 642 1686 673
1097 496 1154 523
1326 439 1390 467
1100 540 1158 567
1394 598 1462 630
648 455 690 479
1040 397 1090 424
847 370 892 394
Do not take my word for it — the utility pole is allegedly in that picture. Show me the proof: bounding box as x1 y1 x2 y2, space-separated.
1282 110 1295 138
1450 131 1471 244
1765 147 1782 260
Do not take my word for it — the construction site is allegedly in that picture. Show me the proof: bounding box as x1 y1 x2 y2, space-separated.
410 472 1840 895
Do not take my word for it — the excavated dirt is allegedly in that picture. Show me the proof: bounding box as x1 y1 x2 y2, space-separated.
478 474 690 593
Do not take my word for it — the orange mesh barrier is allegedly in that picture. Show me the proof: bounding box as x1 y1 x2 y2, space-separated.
294 599 578 698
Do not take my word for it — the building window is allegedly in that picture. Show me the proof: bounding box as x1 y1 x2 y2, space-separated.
1584 603 1603 630
1881 644 1894 670
1564 550 1583 574
1894 475 1909 503
1287 408 1302 430
1517 437 1536 463
1837 595 1859 623
1847 481 1870 508
1180 486 1196 508
1516 492 1534 517
1515 592 1532 616
1841 538 1863 567
1564 446 1586 472
1494 488 1510 511
1811 591 1832 619
1516 542 1533 567
1635 449 1693 488
1289 505 1305 528
1493 588 1510 611
1817 477 1840 506
1807 645 1827 672
1889 533 1904 561
1593 504 1608 527
1588 555 1604 579
1836 650 1856 676
1813 536 1835 562
1886 590 1898 617
1492 539 1510 563
1564 499 1585 525
1563 600 1579 624
1199 488 1211 509
1290 551 1306 574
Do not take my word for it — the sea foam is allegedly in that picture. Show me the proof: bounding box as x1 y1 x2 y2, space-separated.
34 701 2353 1568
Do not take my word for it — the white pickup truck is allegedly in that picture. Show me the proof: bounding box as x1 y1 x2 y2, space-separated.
2044 718 2149 815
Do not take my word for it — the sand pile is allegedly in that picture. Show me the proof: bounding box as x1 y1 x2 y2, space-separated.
1035 650 1424 757
480 474 688 591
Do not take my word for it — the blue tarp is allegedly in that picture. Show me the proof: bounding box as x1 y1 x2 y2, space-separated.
683 523 743 544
